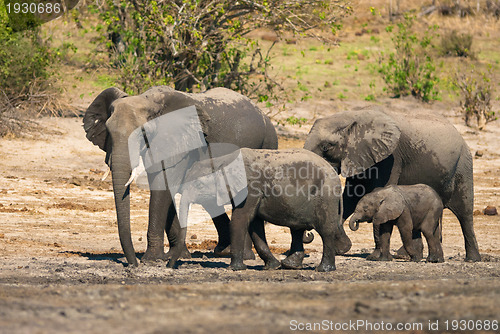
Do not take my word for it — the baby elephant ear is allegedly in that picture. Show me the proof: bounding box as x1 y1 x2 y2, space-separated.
341 110 401 178
83 87 128 151
373 188 405 224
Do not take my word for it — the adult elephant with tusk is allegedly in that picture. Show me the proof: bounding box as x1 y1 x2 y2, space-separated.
83 86 278 266
304 107 481 262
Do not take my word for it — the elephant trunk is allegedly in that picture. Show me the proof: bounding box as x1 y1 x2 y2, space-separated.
303 231 314 244
349 218 360 231
111 149 138 266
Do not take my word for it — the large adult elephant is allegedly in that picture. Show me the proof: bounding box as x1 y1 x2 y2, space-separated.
304 108 481 262
83 86 278 266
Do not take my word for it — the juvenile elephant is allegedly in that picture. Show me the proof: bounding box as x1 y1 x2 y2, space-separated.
178 148 352 272
349 184 444 263
304 108 480 262
83 86 277 266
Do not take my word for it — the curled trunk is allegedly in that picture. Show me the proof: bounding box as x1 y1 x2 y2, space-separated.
349 218 360 231
303 231 314 244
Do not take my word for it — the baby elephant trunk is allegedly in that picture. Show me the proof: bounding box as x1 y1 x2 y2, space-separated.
349 217 360 231
303 231 314 244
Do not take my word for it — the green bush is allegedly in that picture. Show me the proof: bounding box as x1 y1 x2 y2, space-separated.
441 30 474 58
0 1 53 100
378 14 440 102
454 65 496 129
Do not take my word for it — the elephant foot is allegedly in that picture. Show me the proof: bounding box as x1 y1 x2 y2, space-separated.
426 254 444 263
263 258 281 270
244 248 256 260
316 262 336 272
367 250 393 262
409 255 423 262
141 248 168 264
214 245 255 260
393 246 410 260
214 244 231 257
166 244 191 260
465 251 481 262
281 251 305 270
229 261 247 271
366 249 381 261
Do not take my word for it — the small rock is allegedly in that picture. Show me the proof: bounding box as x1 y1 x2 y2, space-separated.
138 237 142 241
473 210 482 216
354 301 370 314
190 234 197 240
475 150 484 157
483 206 498 216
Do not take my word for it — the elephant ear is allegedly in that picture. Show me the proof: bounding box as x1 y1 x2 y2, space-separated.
83 87 128 151
373 187 405 224
341 110 401 178
195 105 211 139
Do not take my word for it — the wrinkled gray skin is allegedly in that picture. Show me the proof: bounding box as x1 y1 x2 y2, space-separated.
83 86 277 266
349 185 444 263
304 108 480 262
179 148 352 272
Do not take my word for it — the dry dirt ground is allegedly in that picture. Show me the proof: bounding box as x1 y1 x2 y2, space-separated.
0 99 499 333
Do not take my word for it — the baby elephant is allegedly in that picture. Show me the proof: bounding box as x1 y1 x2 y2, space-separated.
349 184 444 263
179 148 352 272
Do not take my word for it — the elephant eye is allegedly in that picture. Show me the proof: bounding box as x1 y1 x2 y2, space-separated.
321 143 333 152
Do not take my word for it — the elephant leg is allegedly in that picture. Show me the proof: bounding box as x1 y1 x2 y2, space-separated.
396 212 421 262
210 212 255 261
212 213 231 255
447 162 480 262
229 198 260 271
166 226 188 268
379 223 394 261
142 190 169 262
394 230 423 260
366 224 383 260
421 212 444 263
249 217 280 270
368 223 393 261
165 215 191 260
281 228 306 270
315 224 337 272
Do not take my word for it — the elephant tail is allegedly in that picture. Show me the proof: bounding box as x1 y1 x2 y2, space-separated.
435 211 443 242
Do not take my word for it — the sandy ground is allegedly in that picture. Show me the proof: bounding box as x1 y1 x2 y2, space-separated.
0 100 499 333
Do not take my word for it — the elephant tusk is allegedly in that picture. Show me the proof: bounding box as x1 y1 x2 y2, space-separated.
125 167 138 187
101 168 111 181
124 156 145 187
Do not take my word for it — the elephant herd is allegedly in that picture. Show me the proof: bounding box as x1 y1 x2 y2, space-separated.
83 86 481 272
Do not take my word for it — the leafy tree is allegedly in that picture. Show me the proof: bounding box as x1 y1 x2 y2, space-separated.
96 0 351 97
